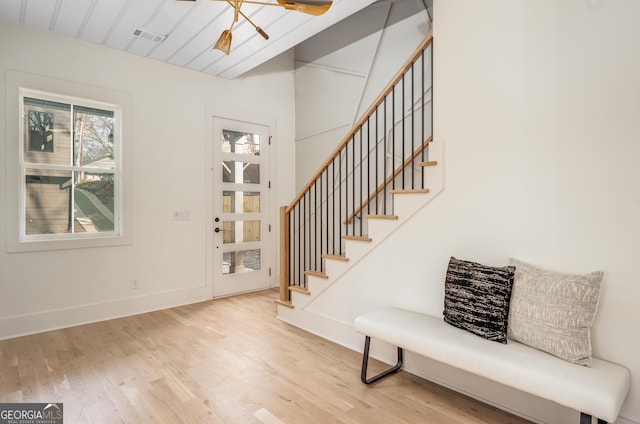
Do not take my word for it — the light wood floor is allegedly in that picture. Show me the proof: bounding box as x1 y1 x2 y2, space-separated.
0 289 532 423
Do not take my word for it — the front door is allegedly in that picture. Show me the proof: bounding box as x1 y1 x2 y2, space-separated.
212 117 270 297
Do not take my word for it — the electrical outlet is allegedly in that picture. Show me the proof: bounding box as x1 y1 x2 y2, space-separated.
131 279 140 289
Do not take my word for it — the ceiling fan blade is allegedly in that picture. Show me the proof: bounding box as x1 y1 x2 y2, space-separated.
277 0 332 16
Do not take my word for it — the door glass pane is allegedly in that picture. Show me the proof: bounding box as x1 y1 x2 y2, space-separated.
222 220 260 244
223 249 261 275
222 161 260 184
223 191 260 213
221 129 260 155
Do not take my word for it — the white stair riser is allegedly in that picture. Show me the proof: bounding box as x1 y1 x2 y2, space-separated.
290 290 313 308
367 218 400 240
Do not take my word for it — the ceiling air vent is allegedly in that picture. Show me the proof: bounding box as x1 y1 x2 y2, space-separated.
132 28 167 44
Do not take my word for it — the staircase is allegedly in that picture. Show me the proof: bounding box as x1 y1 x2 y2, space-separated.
276 31 440 335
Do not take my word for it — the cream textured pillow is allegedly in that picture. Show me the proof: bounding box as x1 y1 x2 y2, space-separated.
507 258 603 366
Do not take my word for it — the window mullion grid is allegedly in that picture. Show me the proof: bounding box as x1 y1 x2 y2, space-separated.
15 86 125 248
22 162 114 174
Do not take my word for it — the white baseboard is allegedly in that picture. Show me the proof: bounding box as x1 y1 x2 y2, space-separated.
0 285 211 340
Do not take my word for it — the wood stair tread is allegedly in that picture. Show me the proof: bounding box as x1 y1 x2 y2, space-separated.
390 188 430 194
289 286 310 295
304 270 329 279
342 235 372 242
419 160 438 167
322 254 349 262
364 214 398 220
275 299 294 309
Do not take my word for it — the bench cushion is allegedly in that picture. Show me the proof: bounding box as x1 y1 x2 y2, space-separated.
354 307 630 423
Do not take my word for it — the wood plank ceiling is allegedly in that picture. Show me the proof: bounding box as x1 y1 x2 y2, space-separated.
0 0 378 79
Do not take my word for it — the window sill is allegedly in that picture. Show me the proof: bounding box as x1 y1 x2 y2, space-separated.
7 233 133 253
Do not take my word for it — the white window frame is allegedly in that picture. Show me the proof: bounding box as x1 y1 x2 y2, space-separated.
6 70 132 252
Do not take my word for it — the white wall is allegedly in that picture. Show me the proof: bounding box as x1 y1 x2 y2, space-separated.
0 21 295 339
288 0 640 422
432 1 640 420
293 0 432 190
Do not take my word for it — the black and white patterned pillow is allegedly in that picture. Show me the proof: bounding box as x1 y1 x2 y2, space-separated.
443 257 516 343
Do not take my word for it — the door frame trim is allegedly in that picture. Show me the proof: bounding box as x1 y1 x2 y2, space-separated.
206 107 277 299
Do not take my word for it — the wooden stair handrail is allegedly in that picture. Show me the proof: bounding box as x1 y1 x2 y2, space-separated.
286 31 433 214
345 137 432 224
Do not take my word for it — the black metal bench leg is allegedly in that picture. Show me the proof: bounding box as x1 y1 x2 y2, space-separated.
361 336 403 384
580 413 607 424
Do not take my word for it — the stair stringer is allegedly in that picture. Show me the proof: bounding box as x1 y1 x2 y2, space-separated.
276 140 444 337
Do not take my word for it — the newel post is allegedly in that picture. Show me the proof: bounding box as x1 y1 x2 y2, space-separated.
279 206 290 303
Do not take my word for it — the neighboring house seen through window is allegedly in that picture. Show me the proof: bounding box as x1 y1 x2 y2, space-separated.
21 91 120 238
28 110 55 152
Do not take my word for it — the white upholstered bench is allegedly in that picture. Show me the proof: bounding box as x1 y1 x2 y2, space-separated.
354 307 631 424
